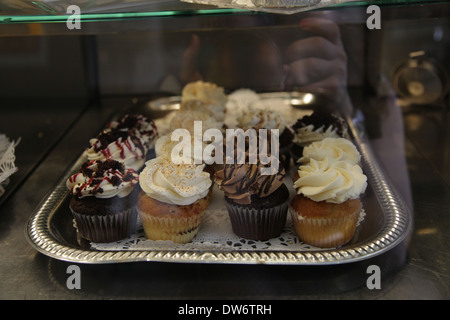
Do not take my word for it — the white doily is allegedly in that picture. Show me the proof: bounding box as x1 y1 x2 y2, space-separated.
91 184 366 253
0 134 20 197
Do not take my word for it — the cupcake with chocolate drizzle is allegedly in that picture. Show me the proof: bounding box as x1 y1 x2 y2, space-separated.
66 159 140 243
215 140 289 241
86 126 149 172
107 114 158 150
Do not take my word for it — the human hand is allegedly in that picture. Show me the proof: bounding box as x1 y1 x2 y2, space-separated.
283 16 348 96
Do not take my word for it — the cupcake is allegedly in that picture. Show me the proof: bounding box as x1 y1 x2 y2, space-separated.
107 114 158 150
85 127 149 172
170 110 224 138
299 137 361 165
137 157 213 243
154 133 216 181
181 80 227 122
290 157 367 248
215 148 289 241
290 111 348 164
66 159 140 243
237 108 293 171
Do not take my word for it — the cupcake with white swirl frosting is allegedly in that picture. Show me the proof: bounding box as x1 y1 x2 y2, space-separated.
290 157 367 248
137 156 212 243
299 137 361 165
66 159 140 243
86 128 148 172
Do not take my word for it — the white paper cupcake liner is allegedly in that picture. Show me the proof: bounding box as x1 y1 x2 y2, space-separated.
137 208 204 244
289 206 360 248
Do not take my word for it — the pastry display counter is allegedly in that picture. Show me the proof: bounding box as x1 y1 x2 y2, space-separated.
0 0 449 301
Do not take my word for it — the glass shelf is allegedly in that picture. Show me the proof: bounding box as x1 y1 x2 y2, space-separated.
0 0 448 25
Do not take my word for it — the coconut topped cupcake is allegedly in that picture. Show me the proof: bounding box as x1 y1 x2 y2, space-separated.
137 156 213 243
86 128 148 171
67 159 139 200
181 81 227 121
139 157 212 206
238 108 286 132
170 110 224 137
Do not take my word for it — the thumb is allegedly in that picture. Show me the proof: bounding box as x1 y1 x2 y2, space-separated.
179 34 203 84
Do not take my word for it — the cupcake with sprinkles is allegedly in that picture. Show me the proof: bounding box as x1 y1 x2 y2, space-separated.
66 159 139 243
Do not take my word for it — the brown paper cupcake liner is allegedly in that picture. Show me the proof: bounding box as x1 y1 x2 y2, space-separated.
225 200 288 241
70 207 138 243
289 206 360 248
137 209 204 244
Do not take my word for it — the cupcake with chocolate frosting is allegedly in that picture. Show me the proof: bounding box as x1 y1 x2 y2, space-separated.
215 146 289 241
66 159 140 243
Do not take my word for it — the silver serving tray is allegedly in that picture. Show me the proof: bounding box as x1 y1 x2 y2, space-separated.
25 93 413 265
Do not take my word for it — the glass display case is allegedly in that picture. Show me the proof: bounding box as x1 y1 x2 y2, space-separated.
0 0 448 301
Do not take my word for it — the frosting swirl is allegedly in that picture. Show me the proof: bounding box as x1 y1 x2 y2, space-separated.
170 110 223 137
107 114 158 148
181 81 227 121
300 137 361 165
215 161 285 205
294 158 367 204
67 160 139 199
155 133 207 164
86 129 148 171
292 124 340 145
292 112 347 146
238 108 286 133
139 157 212 206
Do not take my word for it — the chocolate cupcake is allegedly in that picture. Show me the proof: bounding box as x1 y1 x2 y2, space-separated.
237 108 293 171
66 159 140 243
107 114 158 151
290 111 348 165
215 150 289 241
86 126 149 172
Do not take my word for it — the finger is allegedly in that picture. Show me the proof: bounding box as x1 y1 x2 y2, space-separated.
299 17 343 47
179 34 203 83
301 74 347 94
285 36 346 63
